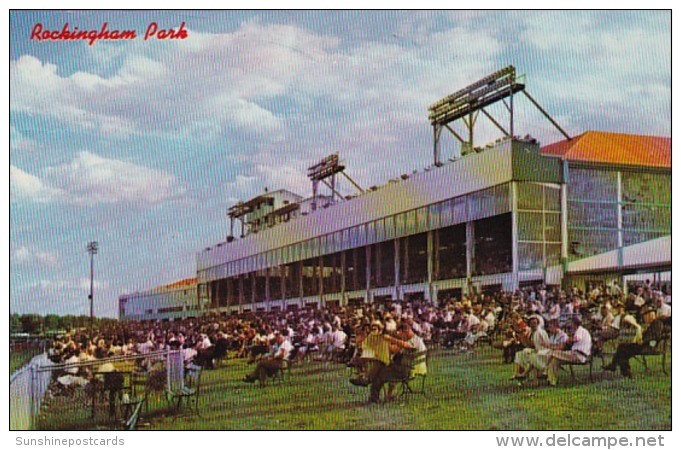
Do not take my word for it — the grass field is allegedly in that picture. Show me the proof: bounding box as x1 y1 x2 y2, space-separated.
10 346 42 375
36 344 671 431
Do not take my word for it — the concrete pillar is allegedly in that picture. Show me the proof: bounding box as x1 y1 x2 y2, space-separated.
510 181 519 291
365 245 372 304
340 251 346 305
394 238 401 300
427 230 434 303
466 221 475 295
616 171 624 267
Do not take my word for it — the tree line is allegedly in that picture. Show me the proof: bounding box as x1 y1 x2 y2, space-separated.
10 313 119 336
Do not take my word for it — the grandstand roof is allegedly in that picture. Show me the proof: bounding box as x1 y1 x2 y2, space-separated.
541 131 671 169
162 278 197 289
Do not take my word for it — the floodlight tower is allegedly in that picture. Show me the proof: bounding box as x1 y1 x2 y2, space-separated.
87 241 99 333
428 65 571 165
307 153 364 211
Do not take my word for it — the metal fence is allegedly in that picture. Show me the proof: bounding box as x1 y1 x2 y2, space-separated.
10 353 50 430
10 350 183 430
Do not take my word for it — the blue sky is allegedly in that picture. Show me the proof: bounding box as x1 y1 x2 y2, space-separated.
9 10 670 317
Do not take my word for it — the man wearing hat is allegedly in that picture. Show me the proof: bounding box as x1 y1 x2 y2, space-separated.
546 315 592 386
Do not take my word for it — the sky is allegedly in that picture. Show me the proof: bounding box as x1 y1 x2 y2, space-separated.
9 10 671 318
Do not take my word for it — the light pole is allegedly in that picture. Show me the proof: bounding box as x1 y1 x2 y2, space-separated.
87 241 99 334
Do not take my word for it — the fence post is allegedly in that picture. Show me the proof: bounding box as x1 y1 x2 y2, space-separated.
166 348 170 394
29 365 35 430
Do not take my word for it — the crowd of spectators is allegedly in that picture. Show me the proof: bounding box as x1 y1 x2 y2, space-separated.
46 279 671 391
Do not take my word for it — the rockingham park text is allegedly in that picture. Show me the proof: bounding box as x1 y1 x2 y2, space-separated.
30 22 188 46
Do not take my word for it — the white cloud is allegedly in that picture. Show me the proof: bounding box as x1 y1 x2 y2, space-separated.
10 165 62 203
12 245 59 267
46 151 183 205
14 246 31 263
12 152 183 205
10 126 42 153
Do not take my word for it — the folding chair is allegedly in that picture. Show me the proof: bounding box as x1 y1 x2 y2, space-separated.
168 364 203 416
120 371 150 430
636 328 672 375
397 350 428 397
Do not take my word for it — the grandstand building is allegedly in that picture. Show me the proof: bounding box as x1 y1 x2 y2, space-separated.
195 131 670 313
119 67 671 320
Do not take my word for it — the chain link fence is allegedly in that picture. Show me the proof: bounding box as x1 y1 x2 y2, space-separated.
10 350 184 430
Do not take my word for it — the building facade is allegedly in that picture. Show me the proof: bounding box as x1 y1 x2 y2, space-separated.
119 131 671 319
197 137 567 312
119 278 198 321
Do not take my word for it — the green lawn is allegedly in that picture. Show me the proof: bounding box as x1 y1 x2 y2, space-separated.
36 345 671 430
10 348 42 375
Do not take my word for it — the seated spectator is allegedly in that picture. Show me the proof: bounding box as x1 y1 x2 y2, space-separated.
242 330 293 384
510 316 549 380
352 322 426 403
603 316 671 378
655 294 671 319
546 316 592 387
591 305 619 354
613 304 643 344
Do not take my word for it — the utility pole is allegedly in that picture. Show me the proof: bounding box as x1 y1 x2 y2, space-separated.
87 241 99 334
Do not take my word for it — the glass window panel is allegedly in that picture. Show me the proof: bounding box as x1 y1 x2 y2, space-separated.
568 168 617 202
518 212 543 241
495 183 511 214
375 219 385 242
416 207 429 233
322 234 333 255
312 237 320 257
546 243 561 267
367 221 376 245
384 216 395 240
440 199 455 228
519 242 543 271
545 213 561 242
544 185 561 211
395 212 406 237
355 225 367 247
518 182 543 210
405 210 417 236
568 229 618 260
468 188 496 221
622 171 671 205
452 197 467 224
429 203 441 230
568 201 617 229
622 204 671 232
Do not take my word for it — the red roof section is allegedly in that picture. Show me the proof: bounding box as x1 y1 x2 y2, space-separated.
163 278 197 289
541 131 671 168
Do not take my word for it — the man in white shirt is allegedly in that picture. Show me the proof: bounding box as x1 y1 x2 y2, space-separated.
243 330 293 385
655 295 671 318
546 316 592 386
328 325 348 360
